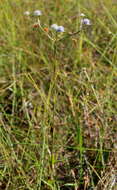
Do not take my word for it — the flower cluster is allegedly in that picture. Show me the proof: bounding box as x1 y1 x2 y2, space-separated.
51 24 64 32
24 10 65 34
24 9 92 41
24 10 42 16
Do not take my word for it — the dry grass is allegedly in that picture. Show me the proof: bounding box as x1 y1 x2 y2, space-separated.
0 0 117 189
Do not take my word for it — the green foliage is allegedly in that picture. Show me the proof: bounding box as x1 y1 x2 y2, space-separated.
0 0 116 189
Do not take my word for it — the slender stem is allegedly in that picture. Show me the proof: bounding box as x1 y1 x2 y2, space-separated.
50 37 58 180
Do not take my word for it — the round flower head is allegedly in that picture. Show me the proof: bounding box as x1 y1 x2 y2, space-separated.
81 18 91 25
33 10 42 16
24 11 30 16
51 24 59 30
51 24 64 32
56 26 64 32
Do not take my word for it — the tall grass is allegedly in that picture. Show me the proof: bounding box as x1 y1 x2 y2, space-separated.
0 0 117 189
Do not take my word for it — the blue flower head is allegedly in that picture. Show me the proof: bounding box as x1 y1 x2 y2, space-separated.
51 24 64 32
81 18 91 25
33 10 42 16
56 26 64 32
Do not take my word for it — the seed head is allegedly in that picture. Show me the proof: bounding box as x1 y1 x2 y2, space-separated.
80 13 85 17
44 27 49 32
24 11 30 16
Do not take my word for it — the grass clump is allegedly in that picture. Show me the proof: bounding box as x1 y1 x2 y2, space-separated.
0 0 117 189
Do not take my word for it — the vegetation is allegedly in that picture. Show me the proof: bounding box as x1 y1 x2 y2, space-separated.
0 0 116 189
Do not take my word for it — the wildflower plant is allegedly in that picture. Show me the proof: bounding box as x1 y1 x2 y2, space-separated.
26 12 92 184
1 1 116 190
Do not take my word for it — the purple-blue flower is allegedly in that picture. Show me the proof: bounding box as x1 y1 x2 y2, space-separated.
56 26 64 32
51 24 64 32
33 10 42 16
81 18 91 25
